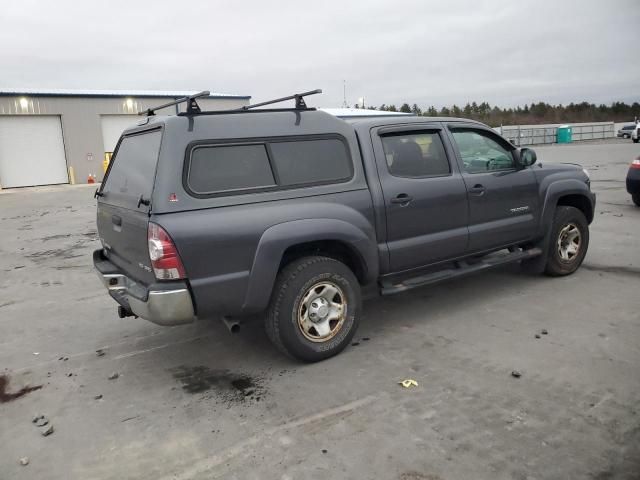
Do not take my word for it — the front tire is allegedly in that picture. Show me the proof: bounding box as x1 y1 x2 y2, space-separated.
265 256 361 362
632 193 640 207
544 206 589 276
633 138 639 143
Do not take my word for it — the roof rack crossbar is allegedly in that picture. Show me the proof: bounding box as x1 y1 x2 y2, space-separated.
239 89 322 111
138 90 210 116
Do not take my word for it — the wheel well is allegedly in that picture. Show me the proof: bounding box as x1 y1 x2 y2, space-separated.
280 240 367 284
557 194 593 223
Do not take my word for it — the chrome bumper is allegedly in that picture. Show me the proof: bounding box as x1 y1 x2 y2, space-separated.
97 272 195 326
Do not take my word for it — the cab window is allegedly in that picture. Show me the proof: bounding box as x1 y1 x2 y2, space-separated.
381 131 450 178
450 129 515 173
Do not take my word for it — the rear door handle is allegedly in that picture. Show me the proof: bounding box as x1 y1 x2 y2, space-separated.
468 184 486 196
391 194 413 205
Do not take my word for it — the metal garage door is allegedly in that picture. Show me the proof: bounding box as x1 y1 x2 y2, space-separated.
100 115 139 153
0 116 68 188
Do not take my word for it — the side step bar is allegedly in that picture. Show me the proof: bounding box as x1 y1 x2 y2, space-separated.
381 247 542 295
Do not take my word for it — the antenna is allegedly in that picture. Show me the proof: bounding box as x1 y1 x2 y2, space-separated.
342 80 348 108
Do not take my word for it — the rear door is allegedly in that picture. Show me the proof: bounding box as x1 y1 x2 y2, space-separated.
96 128 162 284
372 124 469 272
446 125 539 252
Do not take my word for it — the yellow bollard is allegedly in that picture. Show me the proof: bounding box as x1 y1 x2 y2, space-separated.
103 152 112 173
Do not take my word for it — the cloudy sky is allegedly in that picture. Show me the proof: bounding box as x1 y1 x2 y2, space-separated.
2 0 638 109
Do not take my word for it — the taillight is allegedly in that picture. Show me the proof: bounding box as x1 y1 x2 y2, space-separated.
148 222 186 280
630 158 640 169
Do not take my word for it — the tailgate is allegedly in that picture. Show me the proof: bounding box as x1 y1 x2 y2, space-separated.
96 128 163 285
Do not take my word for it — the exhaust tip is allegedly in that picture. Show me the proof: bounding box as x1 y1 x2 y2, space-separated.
221 316 241 334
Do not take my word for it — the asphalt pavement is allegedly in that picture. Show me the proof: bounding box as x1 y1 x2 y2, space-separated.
0 138 639 480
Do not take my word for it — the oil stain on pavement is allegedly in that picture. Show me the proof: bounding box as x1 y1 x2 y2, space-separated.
170 365 266 404
0 374 42 403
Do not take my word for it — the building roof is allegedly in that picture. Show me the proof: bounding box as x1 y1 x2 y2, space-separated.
0 88 250 99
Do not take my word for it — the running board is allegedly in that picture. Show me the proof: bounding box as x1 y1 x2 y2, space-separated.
380 248 542 295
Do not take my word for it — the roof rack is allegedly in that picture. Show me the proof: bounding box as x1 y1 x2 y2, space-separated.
138 90 210 116
237 89 322 111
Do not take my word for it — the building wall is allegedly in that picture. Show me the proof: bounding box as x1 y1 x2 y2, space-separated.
0 95 249 184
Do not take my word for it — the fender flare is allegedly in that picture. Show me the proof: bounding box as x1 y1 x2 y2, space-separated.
539 179 594 233
242 218 378 313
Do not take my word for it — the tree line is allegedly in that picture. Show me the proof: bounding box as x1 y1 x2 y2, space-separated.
355 101 640 126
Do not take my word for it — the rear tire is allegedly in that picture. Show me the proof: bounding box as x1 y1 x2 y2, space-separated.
633 138 639 143
544 206 589 276
632 193 640 207
265 256 361 362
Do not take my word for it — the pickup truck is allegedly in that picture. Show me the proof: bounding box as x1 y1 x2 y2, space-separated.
94 90 595 362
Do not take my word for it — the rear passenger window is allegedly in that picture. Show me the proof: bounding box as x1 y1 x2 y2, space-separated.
186 137 353 195
188 144 275 194
270 138 352 186
381 132 450 178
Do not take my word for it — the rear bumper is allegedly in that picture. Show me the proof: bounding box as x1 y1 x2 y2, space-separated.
93 250 195 326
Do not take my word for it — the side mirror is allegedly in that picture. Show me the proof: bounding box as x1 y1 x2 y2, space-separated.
519 148 537 167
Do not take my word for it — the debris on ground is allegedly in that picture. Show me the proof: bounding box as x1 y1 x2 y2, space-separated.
399 379 419 388
94 394 103 400
66 373 74 377
41 424 54 436
34 415 48 427
58 356 69 361
535 334 541 339
541 329 549 335
108 372 119 380
351 341 360 346
322 449 328 454
362 337 370 341
33 352 39 356
511 370 522 378
96 349 106 357
19 457 29 466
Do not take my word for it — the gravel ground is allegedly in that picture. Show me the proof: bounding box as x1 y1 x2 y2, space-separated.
0 139 639 480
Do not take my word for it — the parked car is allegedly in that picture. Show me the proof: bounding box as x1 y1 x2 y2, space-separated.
627 156 640 206
617 124 636 138
93 90 596 362
632 124 640 143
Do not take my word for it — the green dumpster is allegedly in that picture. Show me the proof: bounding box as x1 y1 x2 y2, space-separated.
557 125 572 143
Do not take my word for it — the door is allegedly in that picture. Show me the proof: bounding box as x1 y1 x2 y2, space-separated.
0 116 68 188
373 125 469 272
447 125 539 252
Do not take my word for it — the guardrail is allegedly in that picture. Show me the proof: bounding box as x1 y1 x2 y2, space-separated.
497 122 615 146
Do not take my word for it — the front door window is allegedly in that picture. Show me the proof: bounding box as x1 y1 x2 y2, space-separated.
450 130 515 173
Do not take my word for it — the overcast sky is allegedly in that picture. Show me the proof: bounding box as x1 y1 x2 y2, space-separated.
2 0 639 109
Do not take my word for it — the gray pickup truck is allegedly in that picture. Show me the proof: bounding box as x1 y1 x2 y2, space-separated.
94 90 595 362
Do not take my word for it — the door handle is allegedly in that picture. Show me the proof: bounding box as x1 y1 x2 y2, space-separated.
391 193 413 205
112 215 122 226
468 184 486 196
